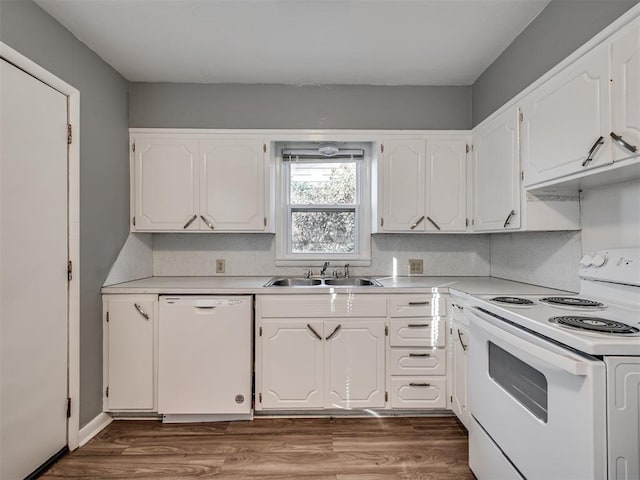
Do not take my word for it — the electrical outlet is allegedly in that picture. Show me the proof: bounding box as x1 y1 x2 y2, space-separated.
215 259 225 274
408 259 423 275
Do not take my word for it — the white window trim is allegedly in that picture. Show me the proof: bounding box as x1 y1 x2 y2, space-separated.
275 143 372 266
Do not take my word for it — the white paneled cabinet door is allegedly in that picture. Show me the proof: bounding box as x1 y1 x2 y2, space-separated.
133 137 199 230
379 140 426 231
105 296 155 411
521 42 611 186
426 139 467 232
324 321 386 409
200 139 267 231
472 107 521 231
611 18 640 161
451 321 469 429
261 320 324 409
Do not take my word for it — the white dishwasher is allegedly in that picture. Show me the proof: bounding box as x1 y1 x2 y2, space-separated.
158 296 252 422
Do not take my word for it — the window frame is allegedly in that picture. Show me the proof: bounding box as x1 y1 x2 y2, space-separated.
275 143 372 266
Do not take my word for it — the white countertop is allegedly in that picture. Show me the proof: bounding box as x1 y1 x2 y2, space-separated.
102 275 572 296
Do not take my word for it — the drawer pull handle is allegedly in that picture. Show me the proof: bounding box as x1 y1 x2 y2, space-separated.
451 303 464 310
183 214 197 229
409 382 430 387
133 303 149 320
503 209 516 228
407 324 429 328
610 131 637 154
326 324 341 341
410 215 425 230
407 301 429 306
426 216 441 230
409 353 430 357
306 324 322 341
582 136 605 167
200 215 215 230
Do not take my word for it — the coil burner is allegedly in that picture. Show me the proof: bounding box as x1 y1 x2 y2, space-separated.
549 316 639 335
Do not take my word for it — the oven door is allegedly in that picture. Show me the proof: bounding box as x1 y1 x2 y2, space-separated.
467 307 607 480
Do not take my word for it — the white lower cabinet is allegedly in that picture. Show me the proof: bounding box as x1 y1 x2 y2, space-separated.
390 377 447 409
103 294 158 412
449 298 470 428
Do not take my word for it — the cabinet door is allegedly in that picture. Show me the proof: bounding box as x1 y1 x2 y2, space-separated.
260 320 324 409
379 140 426 231
521 42 611 186
472 107 521 231
199 139 267 231
451 322 469 428
611 19 640 161
324 320 386 409
105 297 155 410
133 137 199 231
426 139 467 232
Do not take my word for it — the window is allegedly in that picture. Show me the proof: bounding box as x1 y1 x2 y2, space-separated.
276 142 371 265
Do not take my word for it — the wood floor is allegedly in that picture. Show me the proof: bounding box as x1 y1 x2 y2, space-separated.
42 416 473 479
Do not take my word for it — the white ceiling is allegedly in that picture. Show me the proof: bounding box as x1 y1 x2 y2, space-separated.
35 0 550 86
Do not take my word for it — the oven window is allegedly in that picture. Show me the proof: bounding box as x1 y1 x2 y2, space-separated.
488 342 548 422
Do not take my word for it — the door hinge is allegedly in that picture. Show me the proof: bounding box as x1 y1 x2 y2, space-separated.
521 171 524 181
450 327 453 335
380 217 384 227
450 395 453 404
132 216 136 227
465 218 469 227
67 124 73 144
106 386 109 398
385 392 388 402
385 325 388 336
465 144 469 154
263 143 267 153
67 398 71 418
259 393 262 403
67 261 73 281
471 219 475 226
380 144 384 153
264 217 267 227
132 142 136 152
106 312 109 323
519 110 524 122
259 326 262 336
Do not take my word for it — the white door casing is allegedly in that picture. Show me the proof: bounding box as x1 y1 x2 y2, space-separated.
0 58 69 479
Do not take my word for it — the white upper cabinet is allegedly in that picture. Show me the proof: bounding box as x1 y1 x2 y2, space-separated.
426 139 467 232
521 41 611 187
377 137 468 233
472 107 520 232
378 139 426 232
611 19 640 161
131 133 269 232
199 139 267 231
133 137 199 231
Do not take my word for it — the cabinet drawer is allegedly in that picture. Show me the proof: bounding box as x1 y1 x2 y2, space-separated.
259 294 387 318
390 377 447 409
390 348 446 376
389 318 446 347
389 294 446 317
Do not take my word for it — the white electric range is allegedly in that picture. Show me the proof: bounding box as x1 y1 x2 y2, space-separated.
464 248 640 480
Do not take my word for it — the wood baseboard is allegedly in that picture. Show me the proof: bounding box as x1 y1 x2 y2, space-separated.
78 412 113 448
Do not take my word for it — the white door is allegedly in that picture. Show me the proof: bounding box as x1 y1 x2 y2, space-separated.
260 320 324 409
105 297 155 411
0 59 69 479
425 139 467 232
611 18 640 160
324 320 386 409
379 140 426 232
521 41 611 186
472 107 521 231
199 139 266 231
133 137 199 231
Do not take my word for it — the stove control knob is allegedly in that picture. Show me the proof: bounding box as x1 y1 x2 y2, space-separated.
592 254 607 267
580 255 593 267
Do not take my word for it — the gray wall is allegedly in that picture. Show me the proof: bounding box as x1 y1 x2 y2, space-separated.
129 83 472 130
472 0 638 126
0 1 130 427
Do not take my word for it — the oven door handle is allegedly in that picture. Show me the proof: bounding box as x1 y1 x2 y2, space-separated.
467 308 591 376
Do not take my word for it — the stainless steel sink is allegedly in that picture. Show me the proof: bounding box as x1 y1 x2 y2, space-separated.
264 276 381 287
264 277 322 287
323 277 382 287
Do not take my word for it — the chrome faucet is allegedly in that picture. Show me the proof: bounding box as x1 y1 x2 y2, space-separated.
344 264 350 278
320 261 330 276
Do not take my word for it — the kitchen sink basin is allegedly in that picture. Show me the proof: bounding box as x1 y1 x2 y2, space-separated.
264 276 382 287
323 277 382 287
